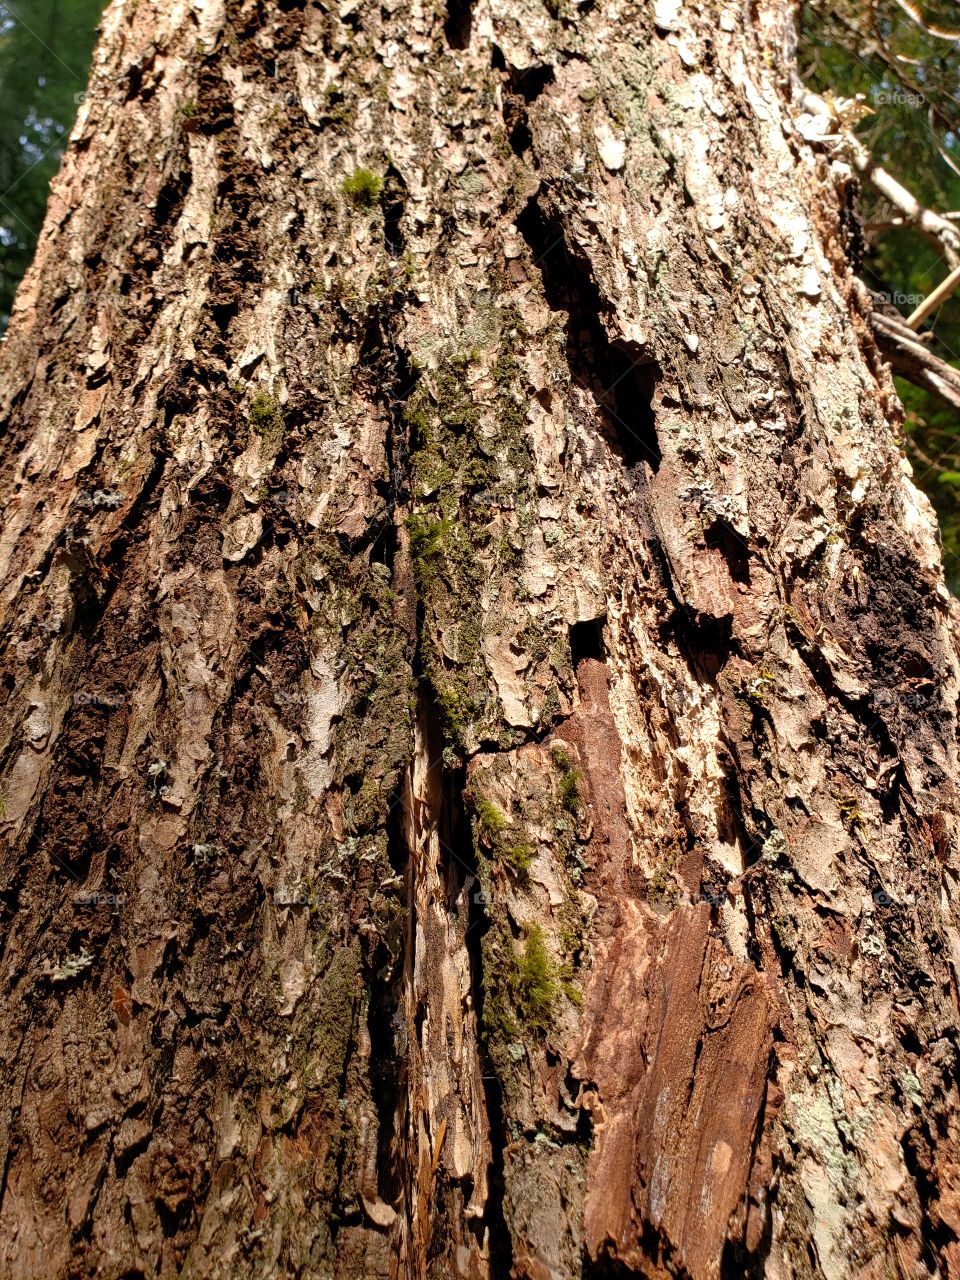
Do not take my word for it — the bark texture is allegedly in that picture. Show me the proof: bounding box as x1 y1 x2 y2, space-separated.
1 0 959 1277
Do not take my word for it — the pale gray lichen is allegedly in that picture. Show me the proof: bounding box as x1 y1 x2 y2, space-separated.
762 828 788 862
40 947 95 983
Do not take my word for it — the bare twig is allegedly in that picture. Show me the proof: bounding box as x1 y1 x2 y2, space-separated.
862 158 960 268
888 0 960 41
907 263 960 329
906 437 943 473
868 300 960 413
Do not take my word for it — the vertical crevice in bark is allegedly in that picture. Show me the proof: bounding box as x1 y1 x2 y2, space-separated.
361 317 419 1225
367 795 409 1209
703 520 751 585
720 1211 772 1279
513 195 662 475
455 769 515 1278
392 311 516 1266
381 169 406 261
443 0 473 51
902 1112 960 1266
669 607 737 685
501 64 554 158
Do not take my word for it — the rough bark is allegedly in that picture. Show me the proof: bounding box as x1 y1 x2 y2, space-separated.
1 0 959 1277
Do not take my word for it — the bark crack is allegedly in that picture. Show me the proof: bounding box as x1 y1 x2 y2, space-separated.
513 191 662 475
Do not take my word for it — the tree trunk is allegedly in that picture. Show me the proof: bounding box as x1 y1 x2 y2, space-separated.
1 0 959 1277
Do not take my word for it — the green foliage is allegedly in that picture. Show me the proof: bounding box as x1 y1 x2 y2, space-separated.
0 0 104 324
899 376 960 590
801 2 960 590
340 167 383 208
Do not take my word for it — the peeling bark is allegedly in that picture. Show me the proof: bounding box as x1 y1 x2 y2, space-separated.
1 0 960 1277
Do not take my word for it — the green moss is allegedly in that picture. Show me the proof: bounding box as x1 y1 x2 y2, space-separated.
403 400 431 436
431 673 486 754
462 456 495 490
249 390 284 445
309 527 414 830
475 796 507 841
559 769 582 813
557 892 586 1007
482 920 559 1052
832 789 865 831
411 446 454 498
739 664 777 707
449 348 481 370
648 852 679 906
406 513 456 588
433 363 480 432
400 344 539 753
501 837 534 877
481 930 519 1045
310 945 359 1096
341 167 383 208
275 942 364 1204
457 611 482 660
515 924 558 1034
562 979 583 1008
472 794 533 880
493 349 520 387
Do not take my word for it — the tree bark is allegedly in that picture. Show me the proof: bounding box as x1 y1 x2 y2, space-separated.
1 0 959 1277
